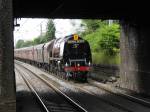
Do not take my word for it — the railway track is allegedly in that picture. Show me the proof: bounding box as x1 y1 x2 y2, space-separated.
15 60 150 112
15 67 49 112
72 84 133 112
73 82 150 112
88 79 150 108
15 63 87 112
37 62 150 108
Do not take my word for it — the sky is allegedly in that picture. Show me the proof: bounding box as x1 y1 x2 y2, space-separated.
14 18 82 45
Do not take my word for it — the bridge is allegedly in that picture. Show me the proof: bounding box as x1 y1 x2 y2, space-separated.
13 0 149 19
0 0 150 111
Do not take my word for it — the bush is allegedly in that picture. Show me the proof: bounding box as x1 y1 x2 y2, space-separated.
84 23 120 54
82 21 120 65
99 24 120 55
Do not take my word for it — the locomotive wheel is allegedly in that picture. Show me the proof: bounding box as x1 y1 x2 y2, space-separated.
62 72 69 80
61 72 65 79
73 73 77 81
64 73 68 80
81 73 88 82
65 74 70 81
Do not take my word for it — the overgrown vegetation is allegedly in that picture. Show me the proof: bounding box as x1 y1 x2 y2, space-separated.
92 52 120 65
81 20 120 65
15 19 55 48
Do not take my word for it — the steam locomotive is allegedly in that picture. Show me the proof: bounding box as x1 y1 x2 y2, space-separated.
15 34 92 81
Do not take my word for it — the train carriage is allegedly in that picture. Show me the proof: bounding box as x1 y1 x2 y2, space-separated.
33 43 45 67
15 46 34 63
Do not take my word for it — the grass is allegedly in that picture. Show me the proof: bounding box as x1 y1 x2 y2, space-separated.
92 52 120 65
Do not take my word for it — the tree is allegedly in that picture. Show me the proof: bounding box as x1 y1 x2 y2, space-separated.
82 19 105 33
23 40 33 47
33 19 56 45
99 24 120 55
45 19 56 41
16 39 25 48
82 21 120 55
33 36 43 45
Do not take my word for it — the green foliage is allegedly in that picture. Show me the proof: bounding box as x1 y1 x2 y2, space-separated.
82 20 106 34
83 32 101 52
81 20 120 65
33 19 56 45
33 36 41 45
45 19 56 41
23 40 33 47
92 52 120 65
15 39 33 48
16 39 25 48
33 35 45 45
83 23 120 55
99 24 120 55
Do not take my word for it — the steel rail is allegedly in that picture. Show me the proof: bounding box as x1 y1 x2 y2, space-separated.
15 61 88 112
88 80 150 108
15 66 50 112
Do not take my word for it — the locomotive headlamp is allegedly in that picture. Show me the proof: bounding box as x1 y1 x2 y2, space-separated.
88 61 91 66
58 61 60 64
77 63 80 66
65 63 68 66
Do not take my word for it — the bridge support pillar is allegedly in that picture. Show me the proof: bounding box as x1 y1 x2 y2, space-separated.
0 0 16 111
120 20 150 95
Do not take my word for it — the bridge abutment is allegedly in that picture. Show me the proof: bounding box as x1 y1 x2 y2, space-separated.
0 0 16 111
120 20 150 95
